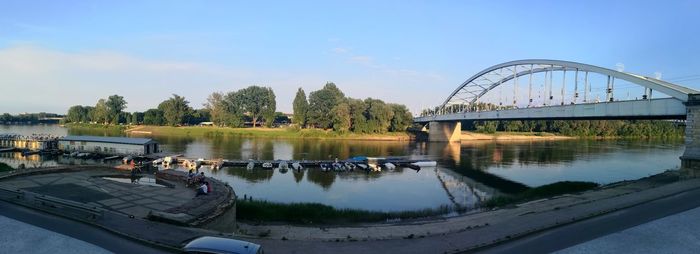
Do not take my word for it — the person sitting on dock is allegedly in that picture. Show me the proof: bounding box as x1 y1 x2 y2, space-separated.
197 172 206 184
186 169 196 187
195 182 208 197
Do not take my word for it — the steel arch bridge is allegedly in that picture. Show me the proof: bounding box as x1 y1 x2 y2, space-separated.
415 59 700 123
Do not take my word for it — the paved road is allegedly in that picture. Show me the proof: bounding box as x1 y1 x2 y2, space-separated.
478 187 700 254
0 200 173 254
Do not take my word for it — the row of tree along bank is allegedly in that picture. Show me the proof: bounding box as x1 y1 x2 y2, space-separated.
63 83 413 134
292 83 413 133
468 119 684 138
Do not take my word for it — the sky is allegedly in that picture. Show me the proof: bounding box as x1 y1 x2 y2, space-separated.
1 0 699 114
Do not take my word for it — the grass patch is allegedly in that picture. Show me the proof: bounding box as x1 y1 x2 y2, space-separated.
129 125 411 140
237 200 464 225
0 162 13 172
482 181 599 208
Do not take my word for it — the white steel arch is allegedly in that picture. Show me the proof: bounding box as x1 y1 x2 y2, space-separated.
443 59 700 107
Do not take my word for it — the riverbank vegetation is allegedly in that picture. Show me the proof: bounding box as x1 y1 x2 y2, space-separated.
468 120 684 138
0 162 13 172
482 181 600 208
292 83 413 133
0 112 63 125
62 82 414 136
237 199 464 225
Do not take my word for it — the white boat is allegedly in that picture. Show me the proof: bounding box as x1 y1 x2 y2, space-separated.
411 161 437 167
356 163 368 170
291 162 303 170
246 161 255 170
344 162 356 170
163 156 173 164
278 161 289 170
262 162 273 169
319 163 331 172
152 158 163 166
384 162 396 170
332 162 345 171
368 163 381 172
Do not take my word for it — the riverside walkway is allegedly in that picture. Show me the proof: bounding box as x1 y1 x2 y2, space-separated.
0 166 237 251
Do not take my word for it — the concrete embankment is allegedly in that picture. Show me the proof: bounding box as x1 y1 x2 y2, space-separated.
0 166 239 251
239 169 700 254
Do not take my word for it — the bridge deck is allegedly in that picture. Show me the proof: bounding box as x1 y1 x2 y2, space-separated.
416 98 686 122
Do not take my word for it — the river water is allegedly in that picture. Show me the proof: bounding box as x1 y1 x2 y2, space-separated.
0 125 684 212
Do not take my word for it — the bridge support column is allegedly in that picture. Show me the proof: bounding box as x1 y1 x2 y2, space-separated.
428 121 461 142
681 95 700 170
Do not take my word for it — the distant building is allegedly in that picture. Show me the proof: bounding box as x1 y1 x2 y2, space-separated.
0 134 59 151
58 136 159 155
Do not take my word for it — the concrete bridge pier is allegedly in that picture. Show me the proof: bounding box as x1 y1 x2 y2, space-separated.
681 95 700 170
428 121 461 142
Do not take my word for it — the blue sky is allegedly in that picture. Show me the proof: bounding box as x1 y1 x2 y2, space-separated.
1 0 699 114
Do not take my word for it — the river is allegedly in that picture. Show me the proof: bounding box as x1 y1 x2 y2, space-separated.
0 124 684 212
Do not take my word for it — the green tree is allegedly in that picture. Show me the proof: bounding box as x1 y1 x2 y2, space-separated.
348 98 368 133
66 105 88 123
131 112 144 125
364 98 393 133
157 94 191 126
388 104 413 132
237 86 276 128
331 102 351 133
223 91 245 127
205 92 229 126
143 108 165 125
91 99 109 124
308 82 345 129
292 87 309 127
105 95 127 124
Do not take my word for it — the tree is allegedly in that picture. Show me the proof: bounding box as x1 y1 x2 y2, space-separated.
130 112 144 125
223 91 245 127
292 88 309 127
308 82 345 129
388 104 413 132
66 105 88 123
348 98 368 133
205 92 229 126
158 94 191 126
332 102 351 133
106 95 127 124
237 86 276 128
143 108 165 125
91 99 109 124
262 87 277 127
364 98 393 133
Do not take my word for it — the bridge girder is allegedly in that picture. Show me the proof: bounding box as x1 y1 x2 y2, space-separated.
443 59 700 107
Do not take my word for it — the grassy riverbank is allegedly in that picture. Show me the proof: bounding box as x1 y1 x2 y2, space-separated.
482 181 600 208
0 162 13 172
237 200 465 225
125 125 412 140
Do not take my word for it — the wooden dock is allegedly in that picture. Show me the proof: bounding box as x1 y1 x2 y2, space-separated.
167 157 434 169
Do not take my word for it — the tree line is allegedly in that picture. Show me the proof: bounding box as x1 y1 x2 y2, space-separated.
65 86 276 127
0 112 63 124
469 119 684 138
63 83 413 132
291 82 413 133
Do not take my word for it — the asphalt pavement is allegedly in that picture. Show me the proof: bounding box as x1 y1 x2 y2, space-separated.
0 200 173 254
477 187 700 254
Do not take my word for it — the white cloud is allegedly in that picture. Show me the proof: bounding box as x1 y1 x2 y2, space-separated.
332 47 349 54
